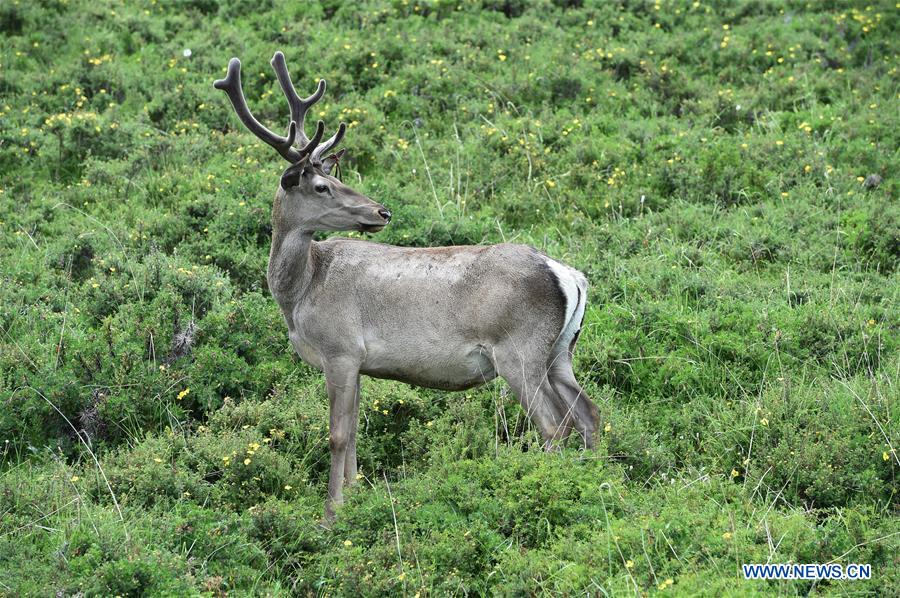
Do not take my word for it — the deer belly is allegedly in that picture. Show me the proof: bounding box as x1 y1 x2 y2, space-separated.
361 343 497 390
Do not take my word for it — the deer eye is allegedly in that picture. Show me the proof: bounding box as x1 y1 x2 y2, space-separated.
314 184 328 194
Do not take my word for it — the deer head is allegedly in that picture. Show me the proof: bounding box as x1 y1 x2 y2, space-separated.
214 51 391 233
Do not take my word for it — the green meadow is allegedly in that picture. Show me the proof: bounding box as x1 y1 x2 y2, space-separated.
1 0 897 595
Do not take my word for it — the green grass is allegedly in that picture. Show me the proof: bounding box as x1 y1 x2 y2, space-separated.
1 0 897 595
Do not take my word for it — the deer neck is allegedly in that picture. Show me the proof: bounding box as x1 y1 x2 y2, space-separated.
267 217 315 323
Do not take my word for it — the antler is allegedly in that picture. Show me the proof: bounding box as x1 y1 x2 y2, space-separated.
214 58 307 162
270 52 327 152
214 51 346 165
311 122 347 165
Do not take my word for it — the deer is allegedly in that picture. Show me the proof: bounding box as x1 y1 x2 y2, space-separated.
214 51 600 521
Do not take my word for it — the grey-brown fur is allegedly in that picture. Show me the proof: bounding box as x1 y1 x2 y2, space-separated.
216 51 600 521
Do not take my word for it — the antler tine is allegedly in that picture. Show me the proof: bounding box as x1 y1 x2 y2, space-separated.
300 120 326 155
311 122 347 164
214 57 302 163
270 51 326 150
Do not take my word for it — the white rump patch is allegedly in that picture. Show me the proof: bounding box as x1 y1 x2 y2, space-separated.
546 258 587 359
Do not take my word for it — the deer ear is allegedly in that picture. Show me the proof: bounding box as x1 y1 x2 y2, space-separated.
280 158 309 189
321 148 347 175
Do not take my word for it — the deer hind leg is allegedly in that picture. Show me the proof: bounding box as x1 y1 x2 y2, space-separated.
494 351 570 450
539 257 599 448
323 359 360 522
548 357 599 449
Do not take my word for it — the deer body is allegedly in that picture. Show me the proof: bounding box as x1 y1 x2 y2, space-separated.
216 51 600 521
271 236 581 389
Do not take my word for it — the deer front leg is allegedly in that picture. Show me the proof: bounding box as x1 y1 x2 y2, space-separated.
343 374 361 487
324 359 360 522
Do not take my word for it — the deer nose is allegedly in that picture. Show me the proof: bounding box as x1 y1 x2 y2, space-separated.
378 209 392 222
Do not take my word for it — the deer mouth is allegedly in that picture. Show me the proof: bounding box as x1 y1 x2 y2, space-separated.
359 223 386 233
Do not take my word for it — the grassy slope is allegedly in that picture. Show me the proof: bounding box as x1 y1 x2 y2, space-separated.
1 0 897 595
